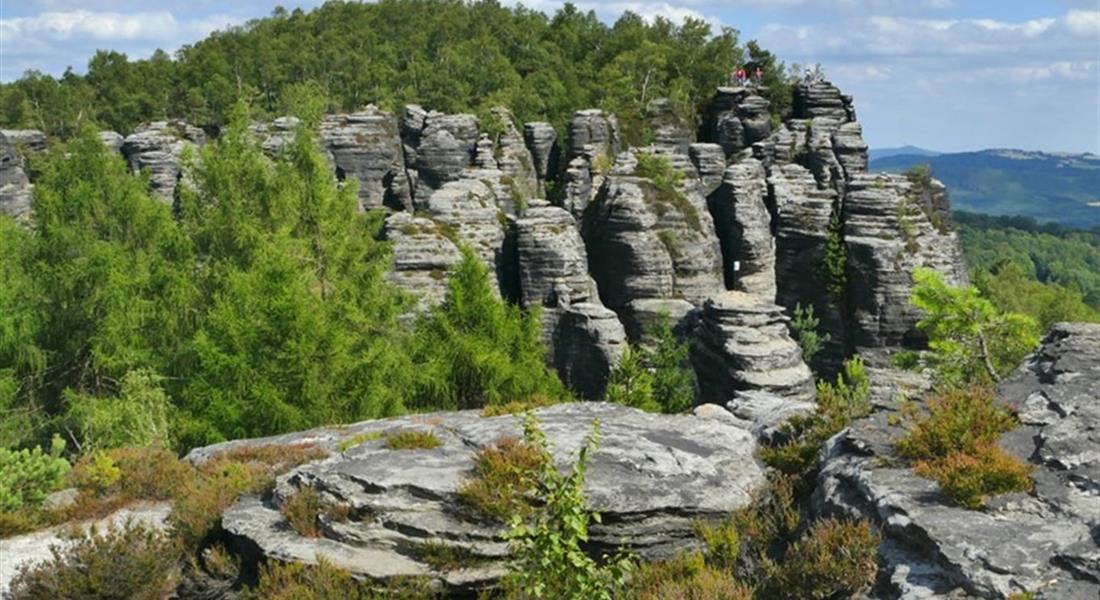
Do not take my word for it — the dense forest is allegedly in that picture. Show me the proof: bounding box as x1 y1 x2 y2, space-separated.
0 0 791 146
955 211 1100 326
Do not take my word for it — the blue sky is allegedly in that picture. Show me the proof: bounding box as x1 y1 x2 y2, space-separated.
1 1 1098 153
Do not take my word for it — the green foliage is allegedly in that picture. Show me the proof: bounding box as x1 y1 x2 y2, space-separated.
0 435 69 512
65 368 171 452
790 303 830 365
409 248 565 412
71 451 122 495
910 268 1040 385
897 386 1033 508
974 263 1100 330
501 414 633 600
244 557 436 600
1 1 746 148
384 429 443 450
823 206 847 302
8 521 180 600
606 315 694 414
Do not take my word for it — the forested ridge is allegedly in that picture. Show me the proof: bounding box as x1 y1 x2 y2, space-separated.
0 0 790 146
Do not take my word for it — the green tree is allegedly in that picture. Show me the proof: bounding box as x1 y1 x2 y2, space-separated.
605 347 657 412
648 316 695 414
408 248 564 411
790 303 830 365
910 268 1040 385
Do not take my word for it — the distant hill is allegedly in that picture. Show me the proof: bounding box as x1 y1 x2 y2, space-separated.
868 145 941 161
871 149 1100 229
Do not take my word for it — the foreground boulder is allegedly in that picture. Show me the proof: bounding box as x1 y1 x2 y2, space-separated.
814 323 1100 599
189 402 765 594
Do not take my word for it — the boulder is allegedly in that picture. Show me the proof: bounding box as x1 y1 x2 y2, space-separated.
196 403 765 594
690 291 816 404
551 304 628 399
814 323 1100 599
320 108 411 211
121 120 206 203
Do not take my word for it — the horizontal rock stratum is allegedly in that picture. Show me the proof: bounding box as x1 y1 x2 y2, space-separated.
186 402 765 594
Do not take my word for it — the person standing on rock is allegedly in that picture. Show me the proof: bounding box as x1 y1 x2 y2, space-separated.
755 67 764 86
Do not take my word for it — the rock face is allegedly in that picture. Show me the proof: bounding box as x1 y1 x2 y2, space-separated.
814 323 1100 600
700 87 772 157
382 212 464 310
0 131 34 220
707 158 776 298
121 120 206 203
320 108 410 211
523 122 559 192
690 291 815 404
194 402 765 594
793 80 857 122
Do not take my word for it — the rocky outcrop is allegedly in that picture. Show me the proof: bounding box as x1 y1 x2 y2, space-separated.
690 291 815 404
793 81 856 122
0 129 47 154
700 87 772 157
320 108 410 211
560 156 594 220
843 173 968 352
815 323 1100 599
582 174 723 315
0 132 34 220
707 158 776 299
121 120 206 203
551 304 628 399
523 122 559 191
645 98 693 156
97 131 125 154
195 402 765 594
569 109 620 163
487 107 538 199
406 110 479 199
689 143 726 197
382 211 464 310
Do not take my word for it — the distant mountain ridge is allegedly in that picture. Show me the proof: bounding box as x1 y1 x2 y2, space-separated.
868 145 941 161
870 148 1100 229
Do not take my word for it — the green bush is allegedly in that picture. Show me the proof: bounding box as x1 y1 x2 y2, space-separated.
65 368 171 452
8 521 180 600
500 414 633 600
623 552 752 600
0 436 70 512
408 248 565 412
384 429 443 450
790 303 830 365
606 315 694 414
605 347 658 412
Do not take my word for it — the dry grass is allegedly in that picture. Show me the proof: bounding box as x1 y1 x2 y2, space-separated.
384 429 443 450
457 435 549 521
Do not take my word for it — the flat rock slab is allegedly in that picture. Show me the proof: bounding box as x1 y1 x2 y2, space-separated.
0 502 171 597
193 402 764 593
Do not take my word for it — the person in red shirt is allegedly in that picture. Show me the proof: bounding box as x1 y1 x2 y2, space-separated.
755 67 764 85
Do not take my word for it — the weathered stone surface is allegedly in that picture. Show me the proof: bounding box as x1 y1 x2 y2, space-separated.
700 88 772 157
582 175 723 311
843 173 969 351
568 109 620 162
645 97 693 155
320 108 410 211
551 304 628 399
0 503 171 596
97 131 125 154
420 178 506 281
382 211 463 311
707 158 776 299
726 390 816 444
488 107 538 199
689 143 727 197
832 121 869 177
0 129 47 154
196 403 765 594
690 291 815 404
794 81 856 122
523 122 559 186
618 297 697 347
0 132 33 220
121 120 206 203
513 205 598 310
408 111 479 198
815 323 1100 600
560 156 594 220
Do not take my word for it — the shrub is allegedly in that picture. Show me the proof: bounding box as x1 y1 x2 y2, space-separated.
243 557 436 600
338 431 383 452
283 486 323 537
623 552 752 600
65 368 171 452
648 315 695 414
8 521 180 600
897 387 1032 508
413 540 488 572
766 518 879 599
0 435 70 511
480 394 556 417
385 429 443 450
501 414 633 600
70 451 121 495
605 347 658 412
823 207 847 301
791 303 830 365
458 434 548 521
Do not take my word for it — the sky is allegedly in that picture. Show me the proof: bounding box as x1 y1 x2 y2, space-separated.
1 1 1098 153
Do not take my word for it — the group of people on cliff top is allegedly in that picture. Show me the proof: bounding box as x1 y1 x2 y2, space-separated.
732 66 765 87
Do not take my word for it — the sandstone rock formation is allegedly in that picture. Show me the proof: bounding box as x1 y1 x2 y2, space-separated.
190 402 765 595
0 131 34 220
815 323 1100 600
121 120 206 203
690 291 815 404
320 108 410 211
382 211 464 310
700 87 771 157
